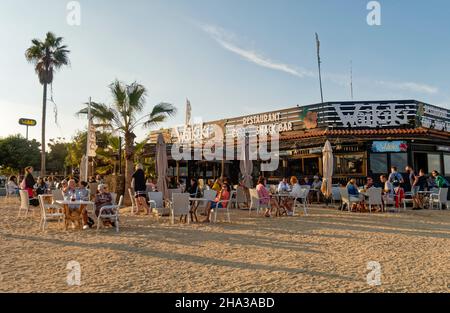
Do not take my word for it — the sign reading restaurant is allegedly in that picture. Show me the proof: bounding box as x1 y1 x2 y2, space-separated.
228 112 293 138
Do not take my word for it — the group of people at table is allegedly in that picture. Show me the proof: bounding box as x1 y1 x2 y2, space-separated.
10 166 116 230
344 166 449 211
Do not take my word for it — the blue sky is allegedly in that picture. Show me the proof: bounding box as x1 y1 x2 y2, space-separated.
1 0 450 144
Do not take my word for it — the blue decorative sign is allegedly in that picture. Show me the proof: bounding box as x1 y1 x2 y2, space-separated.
372 141 408 153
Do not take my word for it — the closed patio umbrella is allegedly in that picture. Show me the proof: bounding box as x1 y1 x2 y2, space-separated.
321 140 333 199
156 134 169 200
239 135 253 188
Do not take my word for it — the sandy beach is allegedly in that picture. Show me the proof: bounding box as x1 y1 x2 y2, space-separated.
0 199 448 293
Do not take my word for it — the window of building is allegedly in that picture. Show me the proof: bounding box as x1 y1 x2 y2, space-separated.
428 153 442 174
370 153 387 174
390 153 408 172
304 157 319 176
334 154 364 175
444 154 450 176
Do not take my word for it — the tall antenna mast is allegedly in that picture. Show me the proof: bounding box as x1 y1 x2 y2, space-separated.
315 33 324 103
350 61 354 100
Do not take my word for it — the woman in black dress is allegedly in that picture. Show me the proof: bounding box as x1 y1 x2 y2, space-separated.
131 164 150 214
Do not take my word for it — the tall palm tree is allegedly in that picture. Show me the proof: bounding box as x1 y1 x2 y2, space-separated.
78 80 176 203
25 32 70 175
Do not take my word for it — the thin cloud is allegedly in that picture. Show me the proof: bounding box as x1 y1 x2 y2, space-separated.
376 81 438 95
200 23 314 79
198 22 439 96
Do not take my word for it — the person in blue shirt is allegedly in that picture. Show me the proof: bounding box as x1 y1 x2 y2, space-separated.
346 178 360 196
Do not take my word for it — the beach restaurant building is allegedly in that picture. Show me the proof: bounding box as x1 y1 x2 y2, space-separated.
147 100 450 185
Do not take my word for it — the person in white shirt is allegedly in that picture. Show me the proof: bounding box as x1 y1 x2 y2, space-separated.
311 175 322 203
380 174 394 198
7 176 19 195
277 177 290 193
284 176 303 215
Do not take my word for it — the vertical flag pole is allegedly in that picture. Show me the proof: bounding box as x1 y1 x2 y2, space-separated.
85 97 91 182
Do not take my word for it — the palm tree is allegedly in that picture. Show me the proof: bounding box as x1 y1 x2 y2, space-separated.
25 32 70 175
78 80 176 203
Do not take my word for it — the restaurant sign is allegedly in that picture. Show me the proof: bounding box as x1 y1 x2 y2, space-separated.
332 103 410 128
371 141 408 153
227 111 293 139
418 104 450 132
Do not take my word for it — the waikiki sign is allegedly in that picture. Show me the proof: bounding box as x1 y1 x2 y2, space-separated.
332 103 410 128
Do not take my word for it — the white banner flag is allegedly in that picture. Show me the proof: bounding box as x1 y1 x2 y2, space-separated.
87 123 97 157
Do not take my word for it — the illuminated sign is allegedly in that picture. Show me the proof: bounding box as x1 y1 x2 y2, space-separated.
18 118 37 126
372 141 408 153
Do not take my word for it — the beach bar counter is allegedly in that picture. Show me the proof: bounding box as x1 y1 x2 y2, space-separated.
147 100 450 185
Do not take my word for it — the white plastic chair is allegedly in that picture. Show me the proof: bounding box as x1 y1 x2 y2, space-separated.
148 191 170 217
110 192 117 205
403 186 419 210
168 193 191 225
331 186 342 208
429 188 448 210
18 190 35 217
249 188 270 215
212 190 235 223
38 195 65 231
339 187 360 212
292 187 309 216
366 187 382 213
97 195 123 232
128 188 138 214
168 188 182 201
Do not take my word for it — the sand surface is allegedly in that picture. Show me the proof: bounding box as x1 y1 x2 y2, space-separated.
0 198 449 293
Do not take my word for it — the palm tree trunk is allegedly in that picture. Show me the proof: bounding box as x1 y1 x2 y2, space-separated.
124 134 135 206
41 83 47 176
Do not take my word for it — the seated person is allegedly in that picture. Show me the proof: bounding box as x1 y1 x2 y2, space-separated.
284 176 303 215
311 176 322 203
346 178 362 211
35 177 48 196
364 177 374 191
7 176 19 196
186 178 199 198
256 176 279 217
94 184 115 227
64 179 89 229
277 177 290 193
203 182 230 223
380 175 394 199
78 181 90 201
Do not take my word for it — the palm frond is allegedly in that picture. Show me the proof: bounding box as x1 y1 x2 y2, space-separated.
143 102 177 128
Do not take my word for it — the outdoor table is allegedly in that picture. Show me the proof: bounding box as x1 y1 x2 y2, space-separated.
189 198 209 222
417 191 433 209
55 200 94 230
271 193 291 216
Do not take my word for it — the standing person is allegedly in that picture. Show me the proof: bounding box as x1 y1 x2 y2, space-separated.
131 164 150 215
22 166 36 198
412 169 429 210
405 165 416 192
388 166 404 185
